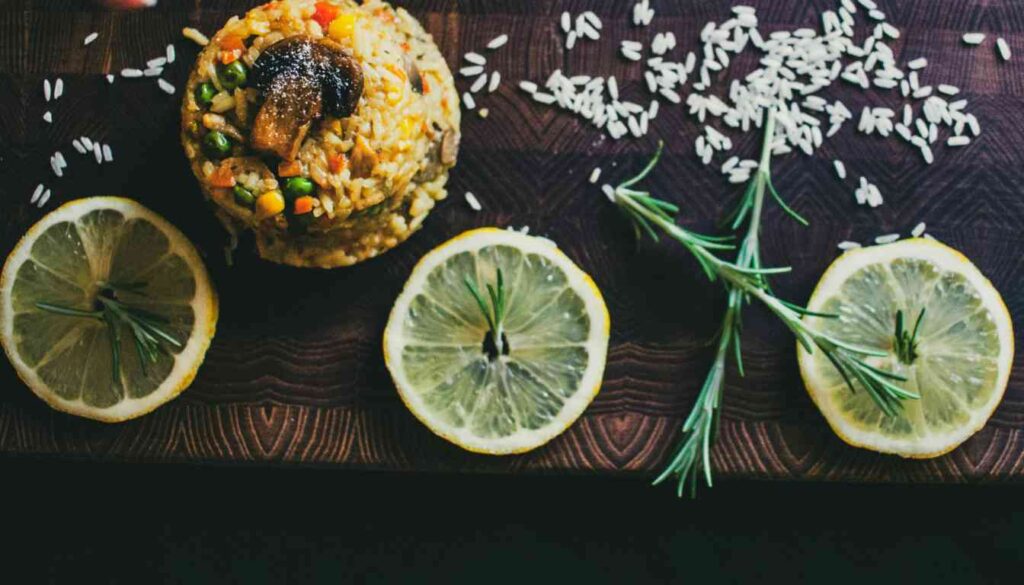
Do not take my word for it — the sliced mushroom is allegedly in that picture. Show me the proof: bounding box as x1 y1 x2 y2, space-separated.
440 129 460 166
414 128 460 182
250 36 363 160
404 54 424 95
251 74 323 160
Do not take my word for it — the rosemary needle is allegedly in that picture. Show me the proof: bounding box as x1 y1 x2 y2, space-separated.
36 283 182 387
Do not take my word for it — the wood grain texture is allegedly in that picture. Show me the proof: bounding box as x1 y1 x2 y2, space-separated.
1 0 1023 482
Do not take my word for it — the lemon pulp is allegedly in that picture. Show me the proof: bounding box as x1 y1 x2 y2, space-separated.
384 228 609 454
1 197 218 422
798 238 1013 457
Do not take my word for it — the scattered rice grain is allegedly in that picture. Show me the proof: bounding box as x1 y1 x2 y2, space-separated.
182 27 209 46
486 35 509 50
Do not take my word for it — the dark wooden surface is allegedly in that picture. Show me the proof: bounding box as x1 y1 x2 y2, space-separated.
0 0 1022 482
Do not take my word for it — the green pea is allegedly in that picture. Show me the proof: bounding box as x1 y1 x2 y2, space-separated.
282 177 315 200
218 61 248 90
202 131 232 158
233 185 256 208
195 82 217 106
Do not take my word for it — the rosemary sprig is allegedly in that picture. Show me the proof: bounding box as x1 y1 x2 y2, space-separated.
464 268 508 357
610 110 918 496
893 308 926 364
36 282 182 387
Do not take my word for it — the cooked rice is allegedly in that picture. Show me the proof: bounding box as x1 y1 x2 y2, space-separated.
181 0 460 268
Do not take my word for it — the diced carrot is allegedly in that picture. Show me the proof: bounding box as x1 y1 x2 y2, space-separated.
421 75 430 94
220 34 245 52
400 42 411 53
293 196 315 215
277 160 302 177
220 50 240 65
328 154 347 174
312 2 340 29
209 164 236 188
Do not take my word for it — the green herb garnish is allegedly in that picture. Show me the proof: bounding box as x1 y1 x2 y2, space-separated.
465 268 509 359
893 308 926 365
36 281 182 387
610 110 918 497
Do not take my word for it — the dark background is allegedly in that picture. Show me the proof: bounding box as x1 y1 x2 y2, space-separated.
2 1 1024 581
4 458 1023 583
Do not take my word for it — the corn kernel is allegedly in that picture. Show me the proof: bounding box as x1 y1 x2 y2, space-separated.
255 190 285 220
328 13 358 41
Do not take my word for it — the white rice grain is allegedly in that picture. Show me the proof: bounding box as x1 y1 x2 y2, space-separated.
93 143 103 164
42 111 52 123
997 37 1012 61
84 32 99 46
459 65 484 77
907 57 927 70
464 192 482 211
921 145 934 164
30 184 44 204
102 144 113 162
468 73 487 93
464 52 486 65
947 135 971 147
72 139 86 154
38 189 51 207
462 92 476 110
43 79 51 101
875 233 901 244
912 222 927 237
486 35 509 50
121 68 143 78
601 184 616 202
53 78 63 99
157 79 176 94
963 33 986 45
488 71 501 93
834 160 847 179
838 241 862 250
589 167 602 184
533 92 556 105
166 44 176 63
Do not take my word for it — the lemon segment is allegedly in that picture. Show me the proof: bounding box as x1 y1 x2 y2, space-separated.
0 197 218 422
384 228 610 454
798 238 1013 458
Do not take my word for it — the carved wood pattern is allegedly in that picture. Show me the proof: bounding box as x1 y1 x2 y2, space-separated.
0 0 1022 481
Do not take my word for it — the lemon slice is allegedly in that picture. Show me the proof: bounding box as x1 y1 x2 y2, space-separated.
798 238 1013 458
0 197 218 422
383 228 610 454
